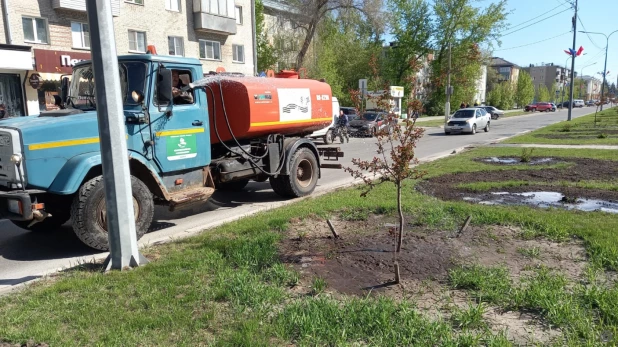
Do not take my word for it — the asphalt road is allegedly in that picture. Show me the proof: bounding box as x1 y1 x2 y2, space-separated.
0 108 598 292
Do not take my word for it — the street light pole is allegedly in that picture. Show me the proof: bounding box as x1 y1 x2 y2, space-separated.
580 29 618 110
579 62 597 100
561 56 572 109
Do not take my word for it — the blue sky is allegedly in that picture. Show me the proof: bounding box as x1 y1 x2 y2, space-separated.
492 0 618 83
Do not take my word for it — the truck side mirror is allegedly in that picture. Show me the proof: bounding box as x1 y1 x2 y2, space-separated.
60 77 69 106
157 67 173 106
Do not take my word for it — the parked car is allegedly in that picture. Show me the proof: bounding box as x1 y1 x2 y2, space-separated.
573 99 585 108
348 111 391 137
549 103 557 112
586 100 596 107
481 106 504 120
536 102 554 112
444 108 490 135
524 103 537 112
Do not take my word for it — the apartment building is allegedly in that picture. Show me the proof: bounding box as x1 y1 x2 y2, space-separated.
580 75 602 100
0 0 255 117
262 0 304 70
490 57 520 84
522 63 574 102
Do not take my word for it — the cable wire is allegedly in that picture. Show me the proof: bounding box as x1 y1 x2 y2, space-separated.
577 15 603 50
500 8 571 37
494 31 571 51
502 4 565 32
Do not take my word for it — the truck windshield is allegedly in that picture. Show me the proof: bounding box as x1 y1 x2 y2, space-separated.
67 62 148 110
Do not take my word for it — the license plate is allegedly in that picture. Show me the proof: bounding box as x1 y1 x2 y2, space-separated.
451 127 461 130
0 135 10 147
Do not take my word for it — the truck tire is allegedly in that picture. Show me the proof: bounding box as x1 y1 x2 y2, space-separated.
11 212 71 232
269 147 319 198
323 129 333 144
217 179 250 191
71 175 154 251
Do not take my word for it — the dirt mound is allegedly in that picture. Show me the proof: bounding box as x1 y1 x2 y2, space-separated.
280 216 587 296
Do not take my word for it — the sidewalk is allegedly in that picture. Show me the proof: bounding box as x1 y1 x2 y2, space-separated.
490 143 618 150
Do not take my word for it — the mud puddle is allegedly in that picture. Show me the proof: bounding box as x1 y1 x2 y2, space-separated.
464 191 618 213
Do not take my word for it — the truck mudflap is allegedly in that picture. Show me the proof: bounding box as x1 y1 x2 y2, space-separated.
317 146 344 169
0 189 47 222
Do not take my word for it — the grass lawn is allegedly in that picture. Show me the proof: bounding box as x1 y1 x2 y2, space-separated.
504 107 618 145
1 147 618 346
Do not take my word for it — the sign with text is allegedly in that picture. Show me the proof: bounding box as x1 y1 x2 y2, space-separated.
33 49 92 74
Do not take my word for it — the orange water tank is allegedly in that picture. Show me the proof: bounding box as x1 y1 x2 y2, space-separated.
203 76 333 144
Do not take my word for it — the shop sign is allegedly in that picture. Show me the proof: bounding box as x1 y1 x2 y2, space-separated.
33 49 91 74
29 73 43 89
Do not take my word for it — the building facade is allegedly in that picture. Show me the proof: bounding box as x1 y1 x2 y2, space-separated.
473 65 487 105
521 63 572 102
580 75 602 101
490 57 520 84
0 0 256 117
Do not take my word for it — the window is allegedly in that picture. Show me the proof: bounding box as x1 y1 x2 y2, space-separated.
199 40 221 60
235 6 242 24
125 0 143 4
71 22 90 49
232 44 244 63
166 0 180 11
22 17 49 44
168 36 184 56
155 69 194 106
128 30 147 53
203 0 230 17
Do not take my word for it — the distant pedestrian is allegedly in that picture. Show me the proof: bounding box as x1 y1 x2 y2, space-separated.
460 102 466 109
465 103 469 108
0 104 6 119
474 102 479 107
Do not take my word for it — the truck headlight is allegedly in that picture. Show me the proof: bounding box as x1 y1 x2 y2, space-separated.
10 154 22 165
7 199 22 215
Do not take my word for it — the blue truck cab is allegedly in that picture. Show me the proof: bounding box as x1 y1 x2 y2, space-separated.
0 54 338 250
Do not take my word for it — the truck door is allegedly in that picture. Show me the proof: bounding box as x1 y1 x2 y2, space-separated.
148 65 210 173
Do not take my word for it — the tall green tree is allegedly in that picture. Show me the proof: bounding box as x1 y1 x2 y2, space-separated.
383 0 433 87
255 0 277 72
424 0 508 116
515 71 535 108
536 84 550 102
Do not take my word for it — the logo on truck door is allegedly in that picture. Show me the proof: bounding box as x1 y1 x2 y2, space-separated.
166 134 197 161
277 88 312 122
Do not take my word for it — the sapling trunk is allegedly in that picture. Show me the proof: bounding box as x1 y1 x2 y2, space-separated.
396 182 404 253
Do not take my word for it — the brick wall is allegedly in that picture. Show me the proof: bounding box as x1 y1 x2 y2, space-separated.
3 0 255 75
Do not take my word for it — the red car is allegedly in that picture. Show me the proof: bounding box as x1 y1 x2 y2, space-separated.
525 102 553 112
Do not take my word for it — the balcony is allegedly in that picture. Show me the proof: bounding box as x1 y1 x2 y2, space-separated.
52 0 120 16
193 0 237 35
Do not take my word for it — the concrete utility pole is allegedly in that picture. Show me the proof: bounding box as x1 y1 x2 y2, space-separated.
86 0 147 270
444 42 452 124
567 0 578 121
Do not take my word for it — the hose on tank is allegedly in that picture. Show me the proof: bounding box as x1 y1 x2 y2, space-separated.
204 83 286 176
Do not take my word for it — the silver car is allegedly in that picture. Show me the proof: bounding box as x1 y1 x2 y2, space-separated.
445 108 491 135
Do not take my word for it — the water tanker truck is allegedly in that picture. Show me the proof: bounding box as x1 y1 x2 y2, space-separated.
0 53 342 250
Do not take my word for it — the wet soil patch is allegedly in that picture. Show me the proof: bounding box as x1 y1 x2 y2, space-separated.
475 156 561 165
419 158 618 208
535 134 617 140
279 216 588 296
279 216 589 345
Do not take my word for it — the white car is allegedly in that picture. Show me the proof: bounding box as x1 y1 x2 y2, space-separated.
573 99 585 108
308 97 339 144
444 108 491 135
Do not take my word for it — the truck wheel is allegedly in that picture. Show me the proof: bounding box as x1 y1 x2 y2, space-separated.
11 212 71 232
269 147 319 198
323 129 333 144
71 176 154 251
217 179 250 191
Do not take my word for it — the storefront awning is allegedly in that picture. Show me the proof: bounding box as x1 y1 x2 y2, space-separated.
0 45 33 70
37 72 66 82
